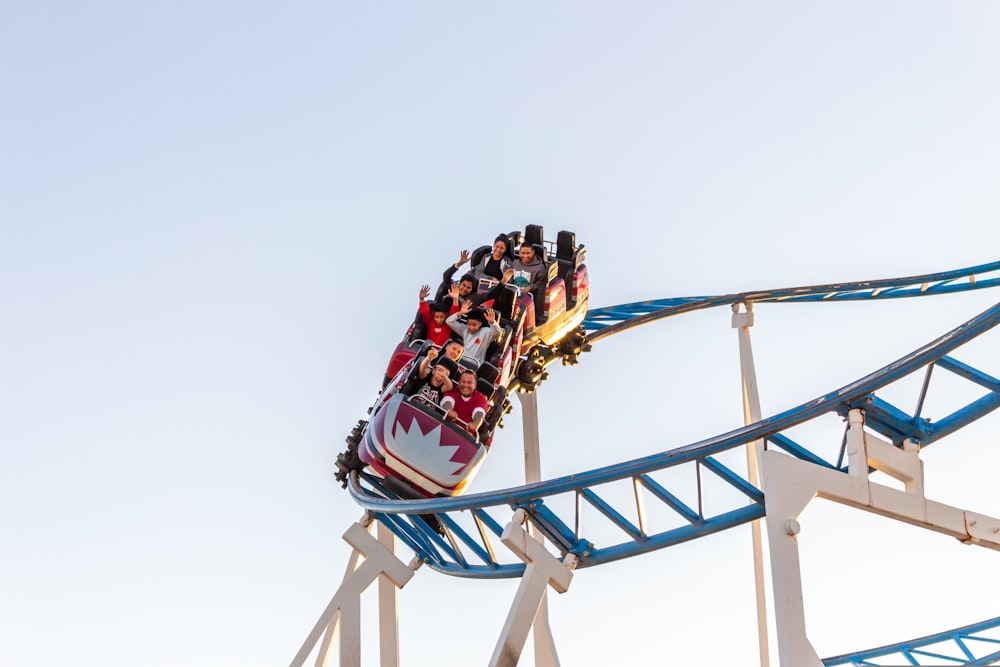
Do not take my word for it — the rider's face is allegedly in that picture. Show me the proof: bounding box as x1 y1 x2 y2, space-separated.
458 373 476 396
432 365 450 384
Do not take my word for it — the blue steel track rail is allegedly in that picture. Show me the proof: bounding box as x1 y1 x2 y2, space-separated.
345 260 1000 662
823 615 1000 665
348 260 1000 577
583 259 1000 342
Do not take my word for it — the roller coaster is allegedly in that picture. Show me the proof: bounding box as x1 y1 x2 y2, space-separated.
292 255 1000 667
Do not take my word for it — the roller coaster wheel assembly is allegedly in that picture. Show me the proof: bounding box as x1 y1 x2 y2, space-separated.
557 326 591 366
334 419 367 488
516 346 549 393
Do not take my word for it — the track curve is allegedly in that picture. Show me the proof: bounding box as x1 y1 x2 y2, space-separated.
340 260 1000 665
583 259 1000 344
348 260 1000 580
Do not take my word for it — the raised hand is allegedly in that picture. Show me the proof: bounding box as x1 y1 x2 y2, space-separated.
419 284 431 300
458 249 471 266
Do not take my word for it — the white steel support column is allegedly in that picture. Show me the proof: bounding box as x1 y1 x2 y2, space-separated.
731 302 771 667
490 509 578 667
376 521 400 667
761 408 1000 667
519 391 543 485
313 540 364 667
761 461 823 667
516 391 561 667
290 517 417 667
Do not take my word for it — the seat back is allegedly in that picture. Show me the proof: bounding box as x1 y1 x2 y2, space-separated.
484 324 514 367
476 377 495 400
491 284 518 321
556 231 576 261
523 224 544 249
400 358 425 396
477 361 500 385
469 245 491 271
532 242 548 266
478 385 508 443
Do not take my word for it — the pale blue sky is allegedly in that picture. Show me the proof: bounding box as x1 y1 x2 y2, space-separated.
4 3 1000 666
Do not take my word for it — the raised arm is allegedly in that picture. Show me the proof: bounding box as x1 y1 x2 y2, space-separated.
445 299 473 333
484 307 501 334
435 250 470 301
417 284 432 323
417 347 438 378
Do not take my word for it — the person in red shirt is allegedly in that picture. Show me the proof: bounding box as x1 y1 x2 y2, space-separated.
417 284 458 347
441 370 489 436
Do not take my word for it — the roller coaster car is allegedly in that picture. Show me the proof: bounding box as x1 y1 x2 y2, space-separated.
337 226 589 498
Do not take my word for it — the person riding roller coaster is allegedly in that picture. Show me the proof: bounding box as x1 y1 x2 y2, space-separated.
342 225 590 499
417 284 457 347
472 235 513 283
441 369 489 437
509 243 547 320
446 300 502 365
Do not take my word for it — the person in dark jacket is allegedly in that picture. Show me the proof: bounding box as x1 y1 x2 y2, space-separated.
472 235 512 282
510 244 545 295
510 244 547 323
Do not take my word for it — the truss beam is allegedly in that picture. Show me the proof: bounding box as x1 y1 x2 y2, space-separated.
763 409 1000 667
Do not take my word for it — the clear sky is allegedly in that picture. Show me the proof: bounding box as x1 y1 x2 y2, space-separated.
4 2 1000 666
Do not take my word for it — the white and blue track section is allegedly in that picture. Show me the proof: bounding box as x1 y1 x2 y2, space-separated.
340 261 1000 666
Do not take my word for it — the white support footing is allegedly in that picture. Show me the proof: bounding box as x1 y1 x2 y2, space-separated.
490 509 578 667
763 408 1000 667
290 517 418 667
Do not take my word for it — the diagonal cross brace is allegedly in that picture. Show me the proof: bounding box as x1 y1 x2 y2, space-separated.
290 521 416 667
489 510 578 667
764 408 1000 667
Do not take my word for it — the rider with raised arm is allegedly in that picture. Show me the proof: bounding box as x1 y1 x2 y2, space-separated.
440 274 478 311
407 349 457 405
434 249 472 303
417 284 458 347
445 300 503 365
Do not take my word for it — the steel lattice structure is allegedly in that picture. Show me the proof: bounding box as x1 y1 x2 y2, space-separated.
295 260 1000 667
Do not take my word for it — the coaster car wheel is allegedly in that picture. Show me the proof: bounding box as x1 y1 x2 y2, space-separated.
334 419 367 488
558 326 591 366
517 346 548 393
